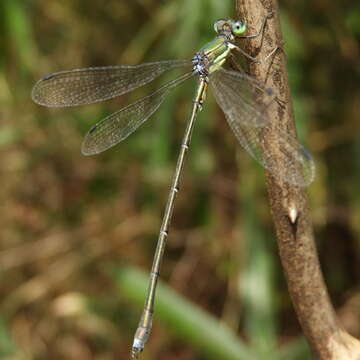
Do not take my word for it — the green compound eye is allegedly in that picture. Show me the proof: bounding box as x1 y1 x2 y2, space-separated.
232 20 246 35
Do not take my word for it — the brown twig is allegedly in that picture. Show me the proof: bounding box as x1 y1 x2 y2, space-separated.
235 0 360 359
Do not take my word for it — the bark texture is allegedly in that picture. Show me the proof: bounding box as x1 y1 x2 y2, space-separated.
235 0 360 359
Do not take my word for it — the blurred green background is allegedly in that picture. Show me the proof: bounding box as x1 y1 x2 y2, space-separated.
0 0 359 359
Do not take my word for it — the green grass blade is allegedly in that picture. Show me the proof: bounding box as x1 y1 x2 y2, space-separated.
115 265 256 360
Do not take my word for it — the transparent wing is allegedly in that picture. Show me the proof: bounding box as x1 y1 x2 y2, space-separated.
31 60 192 107
82 72 194 155
211 67 275 127
210 68 315 187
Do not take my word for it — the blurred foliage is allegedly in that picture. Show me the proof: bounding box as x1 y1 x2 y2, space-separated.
0 0 359 359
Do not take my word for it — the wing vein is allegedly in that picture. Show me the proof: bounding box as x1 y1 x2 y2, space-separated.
210 68 315 186
81 71 194 155
32 60 192 107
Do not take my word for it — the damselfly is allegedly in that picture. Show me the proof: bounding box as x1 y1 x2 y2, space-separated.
32 16 315 358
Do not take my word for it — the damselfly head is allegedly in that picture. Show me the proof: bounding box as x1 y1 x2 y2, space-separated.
214 19 247 40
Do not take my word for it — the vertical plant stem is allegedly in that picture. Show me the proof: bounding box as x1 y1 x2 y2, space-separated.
235 0 360 359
